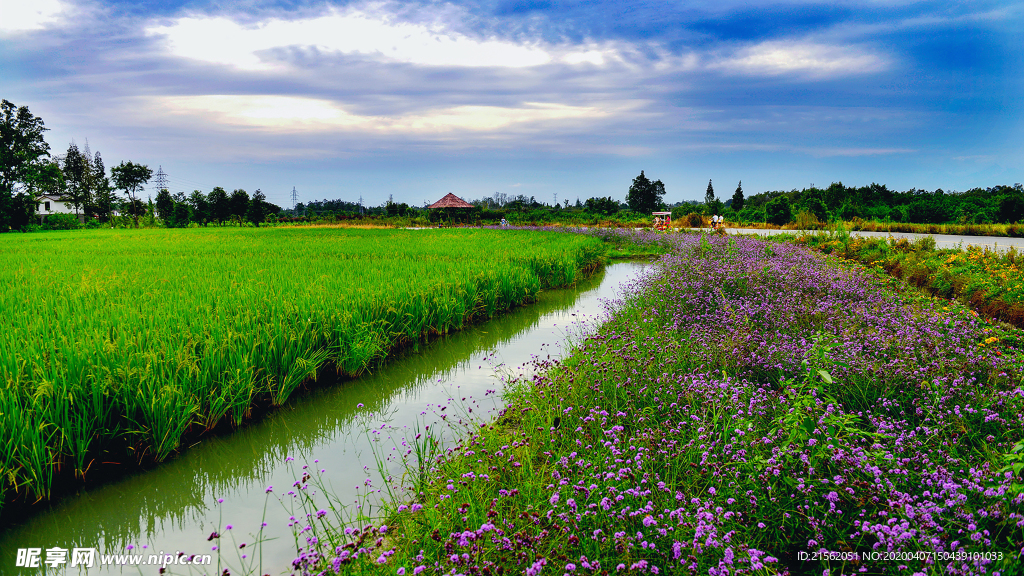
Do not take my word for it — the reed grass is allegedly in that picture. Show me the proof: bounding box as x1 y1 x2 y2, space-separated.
0 227 603 513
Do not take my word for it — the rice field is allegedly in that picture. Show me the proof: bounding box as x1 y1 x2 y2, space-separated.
0 227 603 513
307 230 1024 576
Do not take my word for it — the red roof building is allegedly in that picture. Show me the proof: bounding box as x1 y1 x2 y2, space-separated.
427 193 474 209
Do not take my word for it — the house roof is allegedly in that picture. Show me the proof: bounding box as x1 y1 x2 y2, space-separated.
37 194 66 201
427 193 474 209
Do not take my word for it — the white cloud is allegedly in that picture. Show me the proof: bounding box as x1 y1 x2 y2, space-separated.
715 40 888 78
145 9 552 70
0 0 68 34
148 95 610 133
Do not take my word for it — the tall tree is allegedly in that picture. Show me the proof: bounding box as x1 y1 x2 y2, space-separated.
189 190 210 225
155 188 174 224
704 179 716 208
229 189 249 223
0 99 50 196
626 170 666 213
91 152 116 222
61 142 91 219
731 181 745 211
0 100 50 231
110 161 152 228
247 188 268 227
208 187 230 224
23 159 64 196
172 192 191 227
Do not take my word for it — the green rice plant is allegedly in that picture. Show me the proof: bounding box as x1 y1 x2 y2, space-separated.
0 227 603 514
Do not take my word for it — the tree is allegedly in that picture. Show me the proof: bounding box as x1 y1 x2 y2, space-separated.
61 142 92 220
230 189 249 223
731 181 745 211
704 179 717 208
765 195 792 225
155 188 174 225
247 189 268 227
1 100 50 231
91 152 116 222
208 187 230 224
173 199 191 227
999 194 1024 224
803 197 829 222
584 196 620 216
189 190 210 225
110 161 152 228
0 99 50 196
626 170 666 213
23 159 64 196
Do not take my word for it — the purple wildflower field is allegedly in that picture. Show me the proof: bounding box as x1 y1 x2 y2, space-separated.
291 231 1024 575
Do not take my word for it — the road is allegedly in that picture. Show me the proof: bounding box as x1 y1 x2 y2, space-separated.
716 227 1024 253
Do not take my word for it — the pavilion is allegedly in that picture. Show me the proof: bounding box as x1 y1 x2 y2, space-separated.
427 193 475 225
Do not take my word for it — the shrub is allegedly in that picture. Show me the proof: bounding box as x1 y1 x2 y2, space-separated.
793 210 822 230
684 212 705 228
765 196 792 225
44 213 80 230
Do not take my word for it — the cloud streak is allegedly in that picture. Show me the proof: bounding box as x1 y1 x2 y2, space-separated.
0 0 1019 202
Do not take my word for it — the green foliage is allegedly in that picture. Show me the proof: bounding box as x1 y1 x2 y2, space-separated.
626 170 666 213
802 196 829 222
765 195 792 225
584 196 620 215
230 189 249 222
731 180 744 211
0 99 50 197
189 190 209 224
155 188 174 224
110 161 152 228
172 201 191 227
61 142 90 216
208 186 230 223
44 213 80 230
246 189 268 227
1000 195 1024 224
0 100 51 231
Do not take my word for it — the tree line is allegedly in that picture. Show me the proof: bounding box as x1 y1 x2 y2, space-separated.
0 99 281 231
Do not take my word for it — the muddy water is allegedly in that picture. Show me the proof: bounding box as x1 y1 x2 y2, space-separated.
0 261 650 575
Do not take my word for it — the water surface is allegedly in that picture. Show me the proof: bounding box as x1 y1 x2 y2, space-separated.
0 261 649 574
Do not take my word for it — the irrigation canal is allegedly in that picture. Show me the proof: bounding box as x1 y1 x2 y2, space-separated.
1 261 651 574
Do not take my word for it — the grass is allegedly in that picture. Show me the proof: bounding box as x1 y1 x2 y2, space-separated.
285 230 1024 576
795 230 1024 328
0 227 604 516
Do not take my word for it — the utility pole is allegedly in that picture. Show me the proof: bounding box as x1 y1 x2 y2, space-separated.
154 166 169 192
290 186 298 211
553 192 558 207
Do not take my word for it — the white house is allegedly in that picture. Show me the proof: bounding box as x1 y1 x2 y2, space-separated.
36 194 84 223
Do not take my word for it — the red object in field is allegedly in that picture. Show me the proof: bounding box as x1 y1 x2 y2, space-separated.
428 193 474 209
652 211 671 231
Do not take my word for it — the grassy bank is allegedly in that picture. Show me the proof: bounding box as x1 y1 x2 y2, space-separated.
794 231 1024 328
0 227 603 516
300 230 1023 575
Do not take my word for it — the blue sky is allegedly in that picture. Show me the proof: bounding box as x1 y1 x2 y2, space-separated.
2 0 1021 208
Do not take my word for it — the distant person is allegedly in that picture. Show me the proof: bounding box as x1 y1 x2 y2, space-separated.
500 217 508 227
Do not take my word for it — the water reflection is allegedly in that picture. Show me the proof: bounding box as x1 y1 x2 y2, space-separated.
0 262 648 574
